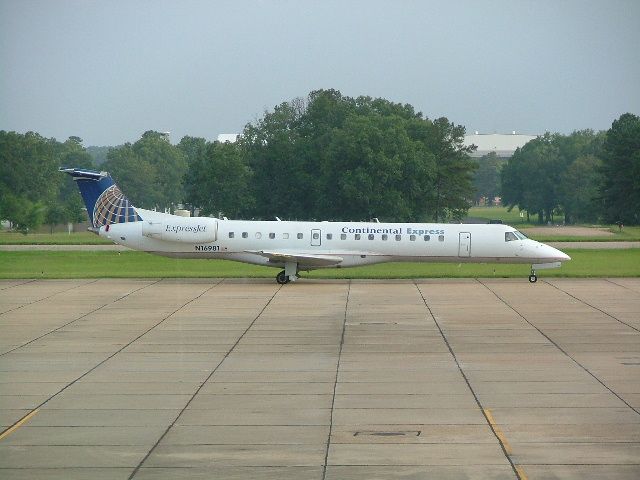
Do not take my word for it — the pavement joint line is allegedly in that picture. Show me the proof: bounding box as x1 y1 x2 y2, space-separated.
0 279 37 291
604 278 640 292
0 408 39 442
0 279 163 357
0 278 101 316
127 283 283 480
322 280 351 480
414 281 523 480
7 279 225 426
477 278 640 416
543 279 640 333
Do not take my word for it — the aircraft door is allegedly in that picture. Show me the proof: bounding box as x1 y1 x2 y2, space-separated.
458 232 471 257
311 229 321 246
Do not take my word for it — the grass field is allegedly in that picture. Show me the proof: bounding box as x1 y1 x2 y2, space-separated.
0 231 111 245
466 206 530 224
1 249 638 279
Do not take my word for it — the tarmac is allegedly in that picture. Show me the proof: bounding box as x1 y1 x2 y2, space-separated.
0 278 639 479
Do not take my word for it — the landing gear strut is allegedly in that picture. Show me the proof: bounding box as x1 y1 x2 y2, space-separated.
276 262 299 285
528 267 537 283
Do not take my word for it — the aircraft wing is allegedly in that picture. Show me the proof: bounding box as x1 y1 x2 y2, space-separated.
246 250 343 267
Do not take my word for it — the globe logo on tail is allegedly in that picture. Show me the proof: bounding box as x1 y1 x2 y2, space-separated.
92 184 141 227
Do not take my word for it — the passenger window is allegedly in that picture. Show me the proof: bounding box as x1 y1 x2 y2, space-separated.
326 233 332 240
505 232 518 242
255 232 262 239
368 234 374 240
438 235 444 242
395 234 402 241
410 235 416 241
355 234 361 240
382 234 388 241
297 233 303 239
269 233 275 239
282 233 289 239
313 232 319 239
242 232 248 238
340 234 347 240
228 232 234 238
424 235 430 241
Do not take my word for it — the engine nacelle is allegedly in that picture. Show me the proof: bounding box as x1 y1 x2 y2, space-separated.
142 216 218 243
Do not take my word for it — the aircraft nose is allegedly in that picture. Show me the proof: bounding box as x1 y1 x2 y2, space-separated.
545 244 571 261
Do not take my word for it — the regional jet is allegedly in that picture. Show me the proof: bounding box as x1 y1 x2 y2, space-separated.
61 168 570 284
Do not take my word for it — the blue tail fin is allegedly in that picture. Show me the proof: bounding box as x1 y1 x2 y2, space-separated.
60 168 142 227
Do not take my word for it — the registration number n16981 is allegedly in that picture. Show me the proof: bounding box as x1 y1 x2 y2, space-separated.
195 245 220 251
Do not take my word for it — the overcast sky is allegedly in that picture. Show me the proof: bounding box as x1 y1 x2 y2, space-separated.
1 0 638 146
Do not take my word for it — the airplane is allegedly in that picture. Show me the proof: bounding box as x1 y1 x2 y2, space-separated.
61 167 570 284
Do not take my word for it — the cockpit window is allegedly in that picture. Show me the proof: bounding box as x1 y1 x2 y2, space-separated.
514 230 528 240
505 231 518 242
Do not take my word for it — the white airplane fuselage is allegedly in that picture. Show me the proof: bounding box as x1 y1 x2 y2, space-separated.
60 167 570 284
99 208 570 280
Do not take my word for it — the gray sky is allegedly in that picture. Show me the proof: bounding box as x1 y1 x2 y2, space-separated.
1 0 639 146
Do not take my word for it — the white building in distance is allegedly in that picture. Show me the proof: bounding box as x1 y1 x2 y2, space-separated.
464 132 538 158
217 133 240 143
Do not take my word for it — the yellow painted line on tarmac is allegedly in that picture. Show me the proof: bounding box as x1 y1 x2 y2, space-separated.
484 408 530 480
0 408 39 442
515 465 529 480
483 408 512 455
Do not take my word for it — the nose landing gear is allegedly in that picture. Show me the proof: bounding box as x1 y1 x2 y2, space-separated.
528 267 537 283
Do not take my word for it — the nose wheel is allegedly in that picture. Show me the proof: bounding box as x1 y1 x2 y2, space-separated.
528 268 537 283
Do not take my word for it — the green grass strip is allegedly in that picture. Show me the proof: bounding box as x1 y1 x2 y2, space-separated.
1 249 638 279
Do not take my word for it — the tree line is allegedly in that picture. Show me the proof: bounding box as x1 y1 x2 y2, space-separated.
1 90 638 232
500 113 640 225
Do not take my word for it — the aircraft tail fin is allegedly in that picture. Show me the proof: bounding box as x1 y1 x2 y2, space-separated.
59 168 142 228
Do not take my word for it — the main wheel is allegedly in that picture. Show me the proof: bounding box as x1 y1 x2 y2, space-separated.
276 271 289 284
528 274 537 283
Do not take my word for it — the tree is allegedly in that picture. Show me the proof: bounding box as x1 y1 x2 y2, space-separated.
558 154 602 224
53 137 96 228
473 152 505 205
184 141 254 218
0 131 59 232
102 131 187 210
501 133 563 224
85 145 114 166
321 113 435 221
600 113 640 225
241 99 311 219
240 89 475 221
177 136 207 166
427 118 477 221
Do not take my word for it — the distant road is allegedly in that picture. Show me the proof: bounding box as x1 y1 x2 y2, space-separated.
548 242 640 249
0 245 130 251
1 242 639 251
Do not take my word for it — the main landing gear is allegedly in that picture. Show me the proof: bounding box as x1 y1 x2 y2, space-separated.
529 267 537 283
276 270 290 284
276 262 299 285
